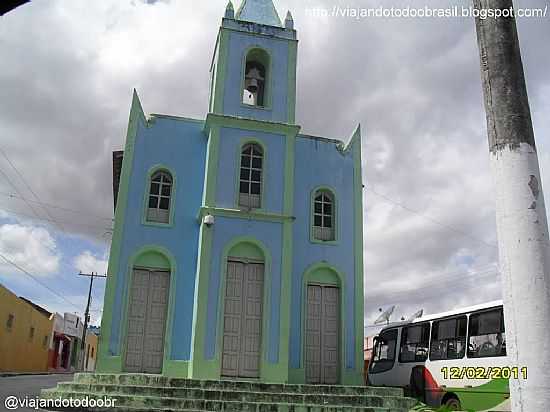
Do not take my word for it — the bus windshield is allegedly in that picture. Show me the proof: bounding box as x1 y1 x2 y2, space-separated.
370 328 398 373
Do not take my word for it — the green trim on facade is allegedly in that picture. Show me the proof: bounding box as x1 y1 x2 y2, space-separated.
189 223 215 379
134 250 171 269
301 262 346 385
288 367 306 384
203 127 221 207
118 246 178 374
149 114 205 124
309 185 339 246
278 130 295 382
342 369 365 385
204 113 300 136
189 121 220 379
306 266 339 285
227 241 264 260
97 90 145 372
352 125 365 384
163 360 190 378
96 355 122 373
198 206 294 223
212 29 230 114
282 132 295 217
141 164 177 228
287 41 297 124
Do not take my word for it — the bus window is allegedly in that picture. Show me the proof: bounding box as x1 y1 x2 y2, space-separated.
370 329 398 373
430 316 467 360
468 308 506 358
399 323 430 363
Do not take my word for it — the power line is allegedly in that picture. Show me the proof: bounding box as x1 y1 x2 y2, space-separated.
363 267 501 329
0 166 44 222
0 191 113 222
0 147 65 232
366 185 498 250
0 252 81 312
367 265 499 302
0 205 109 276
0 206 113 231
369 268 499 305
367 262 498 295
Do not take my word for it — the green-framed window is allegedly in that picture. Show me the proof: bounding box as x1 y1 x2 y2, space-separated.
238 143 263 209
313 189 335 241
146 170 173 224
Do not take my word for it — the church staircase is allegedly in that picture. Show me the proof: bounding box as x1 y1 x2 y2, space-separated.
42 373 419 411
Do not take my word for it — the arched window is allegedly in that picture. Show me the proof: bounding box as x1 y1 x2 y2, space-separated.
243 48 269 107
146 170 172 224
313 190 335 241
239 143 263 209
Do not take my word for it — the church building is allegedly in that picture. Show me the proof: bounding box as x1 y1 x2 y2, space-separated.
98 0 365 385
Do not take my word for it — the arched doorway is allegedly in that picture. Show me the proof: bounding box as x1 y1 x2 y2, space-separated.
221 241 265 378
304 264 343 384
124 250 171 374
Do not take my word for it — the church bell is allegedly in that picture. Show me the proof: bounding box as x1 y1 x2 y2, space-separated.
245 67 264 94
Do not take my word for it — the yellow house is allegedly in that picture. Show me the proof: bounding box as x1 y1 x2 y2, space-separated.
84 330 99 372
0 283 53 372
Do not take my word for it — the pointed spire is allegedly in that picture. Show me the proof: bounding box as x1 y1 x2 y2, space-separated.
284 10 294 29
235 0 282 27
225 1 235 19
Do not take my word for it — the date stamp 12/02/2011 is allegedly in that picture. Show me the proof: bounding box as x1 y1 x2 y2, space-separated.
441 366 527 380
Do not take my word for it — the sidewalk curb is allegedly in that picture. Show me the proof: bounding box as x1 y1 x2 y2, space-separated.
0 372 74 378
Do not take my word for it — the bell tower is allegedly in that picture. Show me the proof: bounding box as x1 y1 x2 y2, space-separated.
209 0 297 124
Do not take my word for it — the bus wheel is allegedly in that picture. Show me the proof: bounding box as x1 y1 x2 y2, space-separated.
443 395 461 410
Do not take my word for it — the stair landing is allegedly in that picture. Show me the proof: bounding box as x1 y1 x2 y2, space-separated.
41 373 419 411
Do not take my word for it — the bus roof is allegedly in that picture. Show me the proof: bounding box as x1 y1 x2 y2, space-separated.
377 300 503 334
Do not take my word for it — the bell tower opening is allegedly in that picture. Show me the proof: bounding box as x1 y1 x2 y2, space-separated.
243 48 269 107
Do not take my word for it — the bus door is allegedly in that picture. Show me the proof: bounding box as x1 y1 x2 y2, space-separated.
397 323 431 397
368 328 398 386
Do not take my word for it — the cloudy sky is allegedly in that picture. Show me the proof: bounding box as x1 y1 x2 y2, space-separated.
0 0 548 333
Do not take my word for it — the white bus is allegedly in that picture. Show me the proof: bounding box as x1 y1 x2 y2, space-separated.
368 301 513 411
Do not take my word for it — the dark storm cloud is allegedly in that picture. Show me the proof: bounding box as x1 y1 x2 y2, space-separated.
0 0 548 326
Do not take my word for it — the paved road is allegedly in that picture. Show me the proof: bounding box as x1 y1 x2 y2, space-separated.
0 374 73 412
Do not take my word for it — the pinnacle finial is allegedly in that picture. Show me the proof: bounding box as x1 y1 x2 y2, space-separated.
235 0 282 27
225 1 235 19
284 10 294 29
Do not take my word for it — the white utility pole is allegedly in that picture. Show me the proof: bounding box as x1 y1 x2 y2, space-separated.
473 0 550 410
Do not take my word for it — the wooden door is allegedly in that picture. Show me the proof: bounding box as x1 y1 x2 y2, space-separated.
221 260 264 378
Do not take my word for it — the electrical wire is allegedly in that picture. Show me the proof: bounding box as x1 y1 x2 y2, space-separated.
0 206 113 231
0 147 66 232
366 185 498 250
0 167 44 222
0 252 82 312
0 191 113 222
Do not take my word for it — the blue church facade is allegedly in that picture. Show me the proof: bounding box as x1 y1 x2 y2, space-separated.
98 0 365 385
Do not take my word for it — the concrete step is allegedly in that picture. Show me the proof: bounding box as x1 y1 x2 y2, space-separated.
41 390 399 411
58 381 403 399
41 373 419 412
43 388 417 410
72 373 404 397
